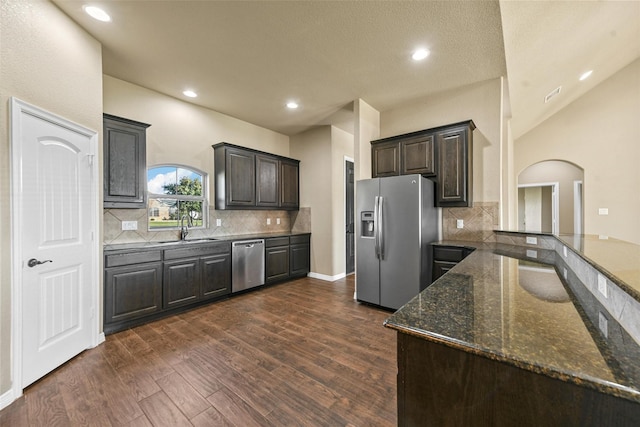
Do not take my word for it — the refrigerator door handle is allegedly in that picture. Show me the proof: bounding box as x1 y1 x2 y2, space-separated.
379 196 385 260
374 196 380 258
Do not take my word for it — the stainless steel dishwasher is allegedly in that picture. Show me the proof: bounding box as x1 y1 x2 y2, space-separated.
232 239 265 292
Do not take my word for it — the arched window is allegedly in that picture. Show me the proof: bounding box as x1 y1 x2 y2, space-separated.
147 165 207 230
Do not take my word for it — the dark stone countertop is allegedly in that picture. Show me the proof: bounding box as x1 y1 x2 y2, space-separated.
104 231 310 252
384 242 640 404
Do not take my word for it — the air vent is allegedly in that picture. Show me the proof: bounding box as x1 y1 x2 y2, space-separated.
544 86 562 103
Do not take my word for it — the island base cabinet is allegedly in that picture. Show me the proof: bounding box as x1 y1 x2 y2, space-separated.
397 332 640 426
104 262 162 325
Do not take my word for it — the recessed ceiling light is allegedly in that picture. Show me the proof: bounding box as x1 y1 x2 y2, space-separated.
83 5 111 22
412 48 430 61
183 90 198 98
579 70 593 81
286 101 299 109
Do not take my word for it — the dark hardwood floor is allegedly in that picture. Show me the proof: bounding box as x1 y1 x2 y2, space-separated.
0 275 397 426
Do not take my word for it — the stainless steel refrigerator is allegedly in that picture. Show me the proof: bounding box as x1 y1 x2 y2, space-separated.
356 174 439 310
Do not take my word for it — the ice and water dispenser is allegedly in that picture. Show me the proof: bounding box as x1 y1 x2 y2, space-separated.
361 211 375 238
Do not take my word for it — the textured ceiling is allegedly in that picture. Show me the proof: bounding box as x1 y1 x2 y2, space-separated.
51 1 639 138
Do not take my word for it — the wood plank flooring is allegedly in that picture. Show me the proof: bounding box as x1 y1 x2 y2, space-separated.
0 275 397 426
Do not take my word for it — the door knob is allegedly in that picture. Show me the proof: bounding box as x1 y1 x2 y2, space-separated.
27 258 53 268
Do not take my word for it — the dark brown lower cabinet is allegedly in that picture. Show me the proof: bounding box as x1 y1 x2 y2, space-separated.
104 262 162 325
290 235 310 276
201 253 231 299
265 234 310 284
397 332 640 426
266 244 290 283
163 257 200 309
432 244 474 282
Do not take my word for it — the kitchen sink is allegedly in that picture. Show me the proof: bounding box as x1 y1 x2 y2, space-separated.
154 238 218 246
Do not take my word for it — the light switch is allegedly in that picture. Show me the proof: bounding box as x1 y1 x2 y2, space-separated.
526 236 537 245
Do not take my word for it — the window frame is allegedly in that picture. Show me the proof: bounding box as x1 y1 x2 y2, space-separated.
147 164 208 231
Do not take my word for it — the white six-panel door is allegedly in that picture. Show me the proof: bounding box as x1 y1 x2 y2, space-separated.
11 98 99 390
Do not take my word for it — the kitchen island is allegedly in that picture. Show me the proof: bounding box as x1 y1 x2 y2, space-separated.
384 237 640 426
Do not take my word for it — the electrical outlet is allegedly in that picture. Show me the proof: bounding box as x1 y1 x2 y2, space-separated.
597 274 608 298
526 249 538 259
216 219 222 226
563 246 567 257
563 268 567 279
526 236 537 245
598 312 608 338
277 218 281 225
598 208 609 215
267 218 271 225
456 219 464 229
121 221 138 231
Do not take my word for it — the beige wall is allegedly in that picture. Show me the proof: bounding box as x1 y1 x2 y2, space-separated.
514 59 640 245
291 125 354 277
0 0 104 396
518 160 584 234
103 76 290 204
354 99 380 180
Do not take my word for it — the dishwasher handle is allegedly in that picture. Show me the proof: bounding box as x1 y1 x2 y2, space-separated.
232 240 264 248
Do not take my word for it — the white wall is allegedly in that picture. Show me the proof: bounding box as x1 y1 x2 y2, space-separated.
354 99 380 180
515 59 640 244
0 0 104 397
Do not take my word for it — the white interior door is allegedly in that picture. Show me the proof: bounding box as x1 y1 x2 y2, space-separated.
11 99 99 388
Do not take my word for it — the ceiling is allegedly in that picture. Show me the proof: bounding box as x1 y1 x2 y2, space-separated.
52 1 639 138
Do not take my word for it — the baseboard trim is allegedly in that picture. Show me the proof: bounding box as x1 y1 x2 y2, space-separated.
0 388 17 411
308 272 346 282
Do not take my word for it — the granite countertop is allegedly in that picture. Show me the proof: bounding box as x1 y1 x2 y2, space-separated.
385 243 640 404
104 231 310 252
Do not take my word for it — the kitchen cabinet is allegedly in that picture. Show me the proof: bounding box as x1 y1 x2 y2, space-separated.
103 114 150 208
432 245 474 282
104 241 231 333
213 143 300 210
265 234 310 283
370 120 474 207
256 154 279 207
280 159 300 209
436 123 474 207
104 249 163 331
372 141 401 177
265 237 290 283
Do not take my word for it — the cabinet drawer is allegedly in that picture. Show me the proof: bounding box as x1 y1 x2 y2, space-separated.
105 250 162 267
265 236 289 248
290 234 310 245
433 246 467 262
164 242 230 260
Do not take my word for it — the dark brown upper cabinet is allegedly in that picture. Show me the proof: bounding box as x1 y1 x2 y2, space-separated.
371 120 474 207
213 143 300 210
103 114 150 208
436 123 474 207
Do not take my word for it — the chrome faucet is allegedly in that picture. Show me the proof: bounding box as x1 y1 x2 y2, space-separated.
180 213 192 240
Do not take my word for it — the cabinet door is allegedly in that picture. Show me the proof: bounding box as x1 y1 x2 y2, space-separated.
103 114 150 208
265 246 290 283
201 253 231 300
290 242 310 277
256 155 279 207
226 148 256 206
432 260 457 282
436 127 472 207
163 258 200 309
280 159 299 209
401 134 435 176
372 141 400 177
104 262 162 325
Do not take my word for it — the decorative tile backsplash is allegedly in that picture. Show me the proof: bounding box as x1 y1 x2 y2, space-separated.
442 202 499 242
103 207 306 244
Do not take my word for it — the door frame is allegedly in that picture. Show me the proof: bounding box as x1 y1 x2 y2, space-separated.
344 156 355 276
517 181 559 234
10 98 103 401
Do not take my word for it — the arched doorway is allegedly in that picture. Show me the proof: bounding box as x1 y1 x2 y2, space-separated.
518 160 584 235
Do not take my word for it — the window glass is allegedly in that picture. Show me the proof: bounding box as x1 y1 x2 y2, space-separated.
147 166 206 230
